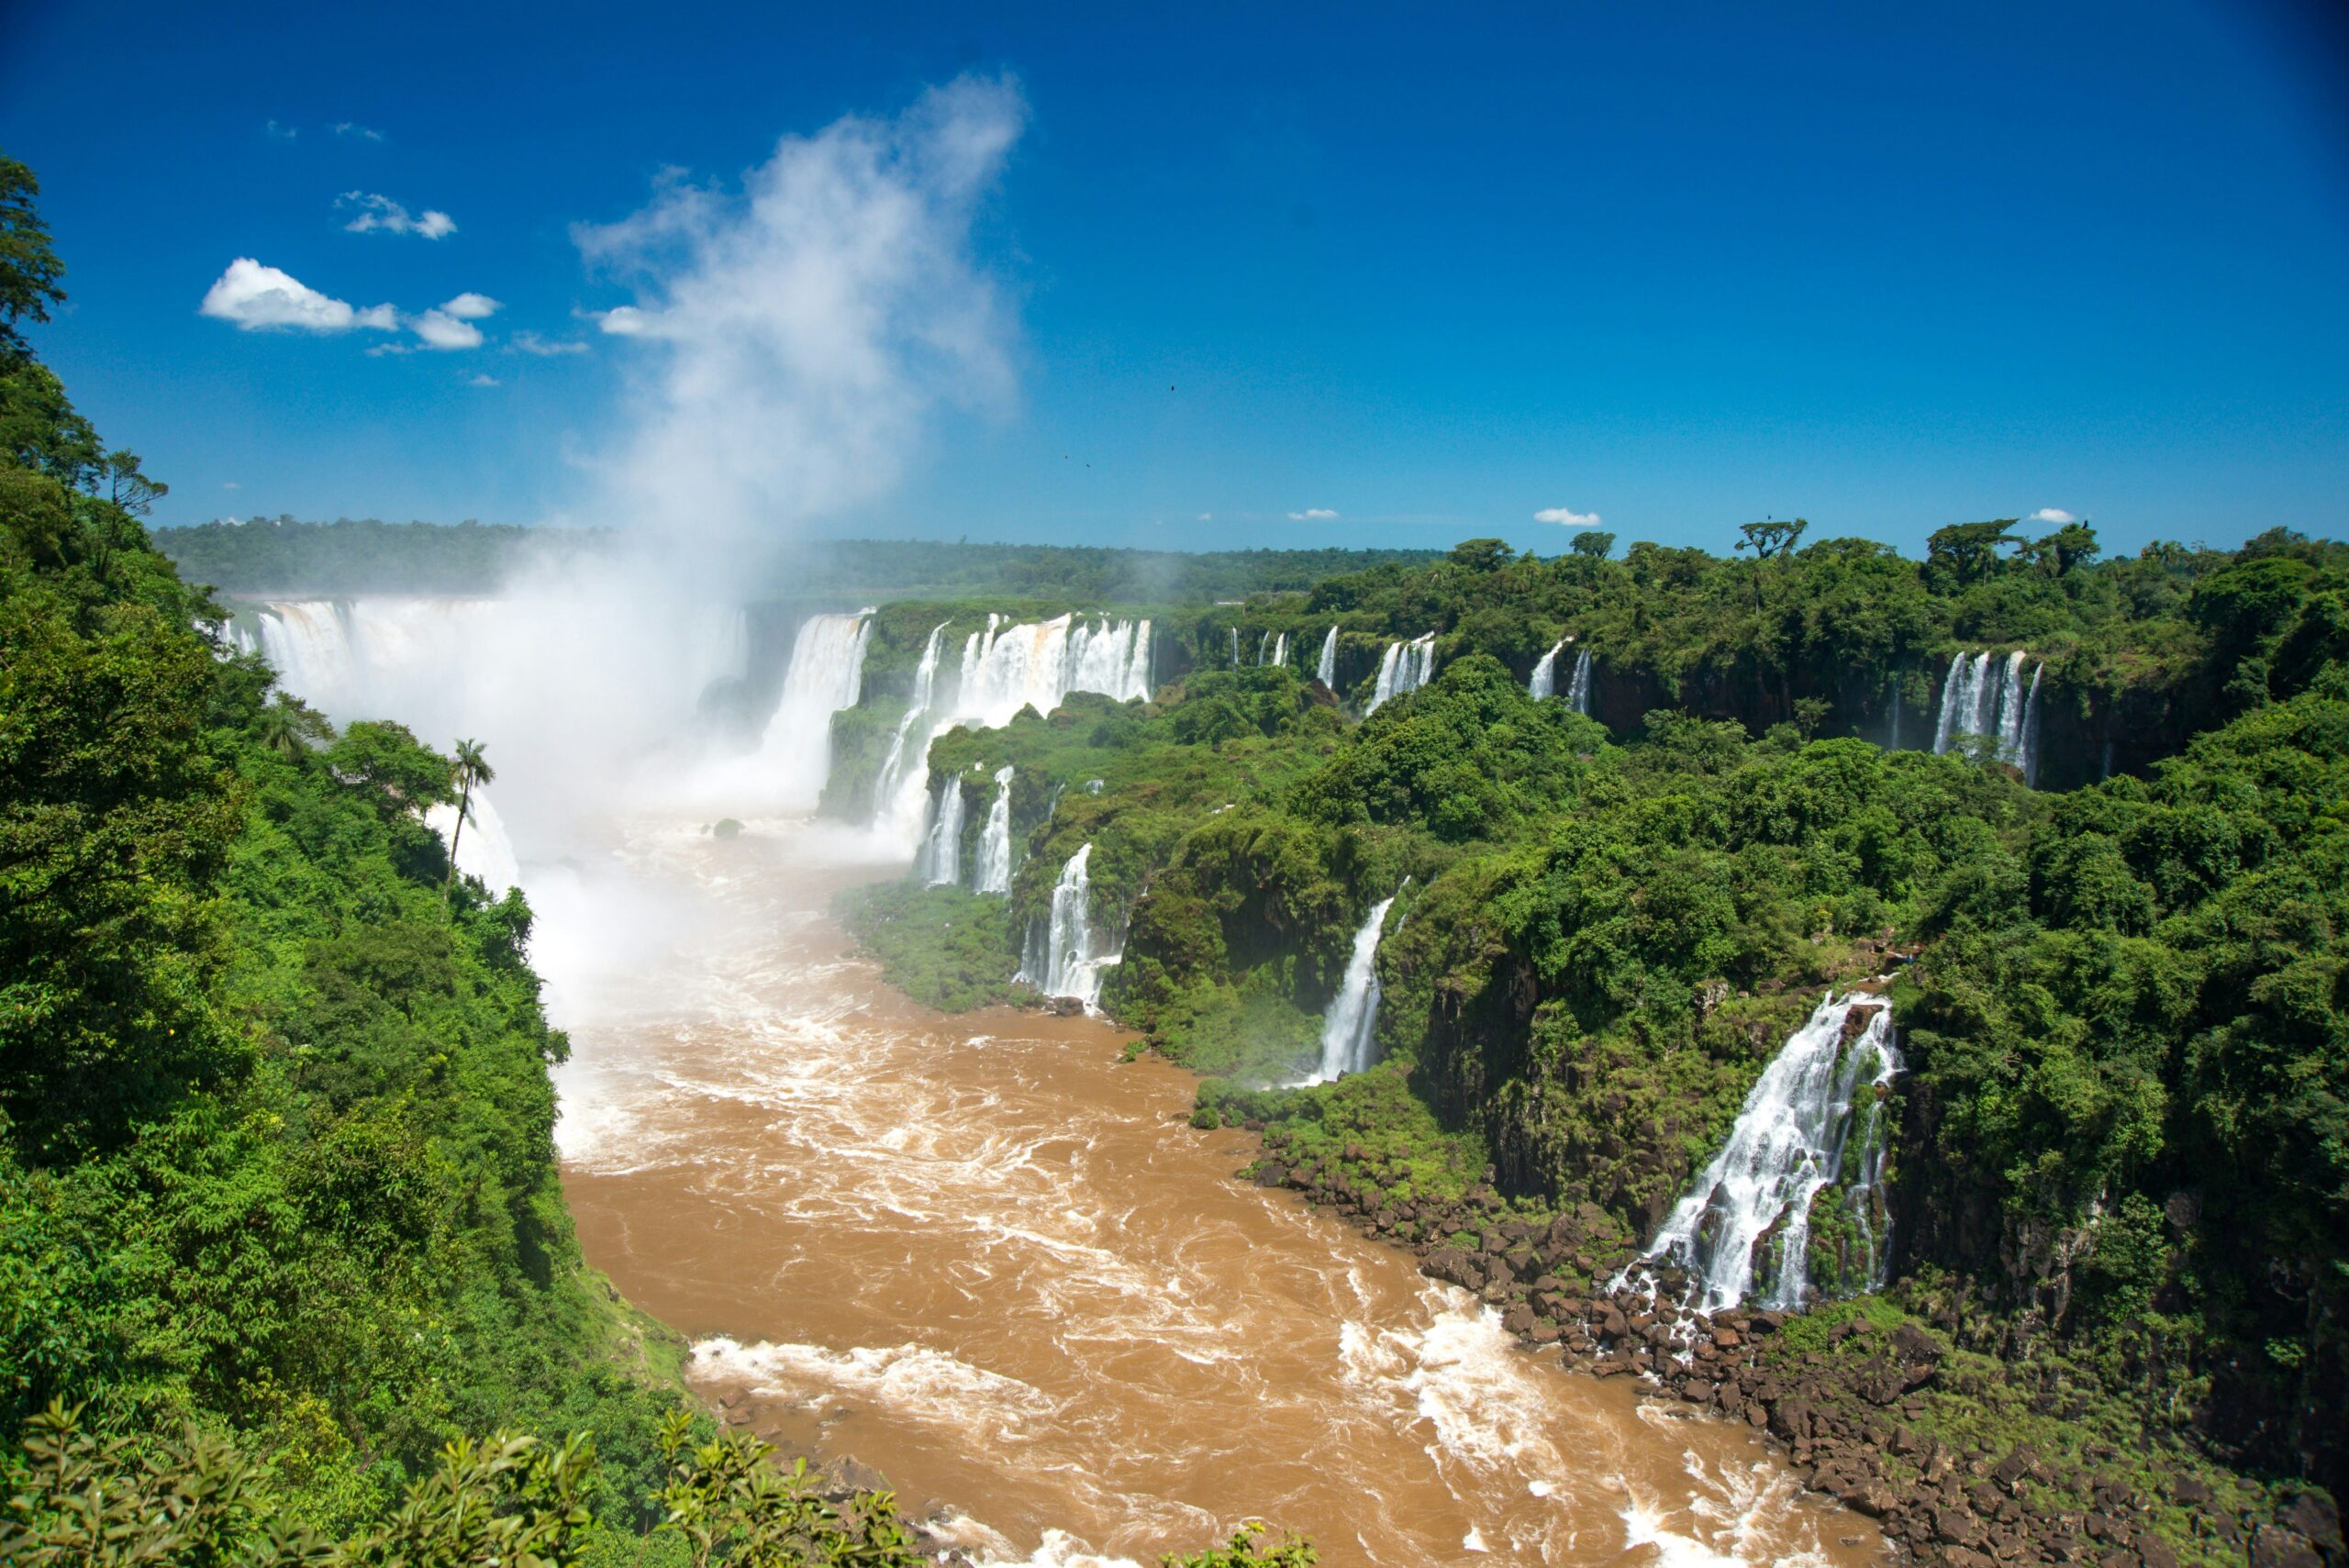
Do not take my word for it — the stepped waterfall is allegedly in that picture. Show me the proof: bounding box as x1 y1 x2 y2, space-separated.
1365 634 1437 714
874 614 1153 844
1626 992 1903 1313
1528 639 1566 699
916 774 967 885
1304 896 1397 1083
1315 626 1338 685
1933 650 2043 784
974 766 1017 895
1017 843 1122 1007
1564 649 1593 717
425 785 522 895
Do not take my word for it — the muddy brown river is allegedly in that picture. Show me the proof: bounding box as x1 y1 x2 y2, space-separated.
541 818 1880 1567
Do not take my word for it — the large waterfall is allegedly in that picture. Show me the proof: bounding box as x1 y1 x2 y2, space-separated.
871 621 952 817
1627 993 1903 1313
1017 843 1122 1008
755 612 875 806
1315 625 1338 686
1564 649 1593 717
1933 650 2043 784
916 774 968 886
1365 634 1437 714
974 766 1017 895
1305 896 1397 1083
425 784 522 895
1528 639 1566 699
874 614 1153 844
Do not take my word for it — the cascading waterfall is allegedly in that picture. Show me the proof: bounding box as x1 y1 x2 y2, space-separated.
871 621 952 817
1229 627 1241 667
1266 631 1287 667
1528 639 1566 699
755 611 874 805
1564 649 1593 717
1256 630 1272 666
875 614 1152 841
974 766 1017 895
1016 843 1122 1007
1315 625 1338 686
1625 993 1903 1313
425 784 523 896
1933 650 2043 780
1365 634 1436 714
1307 896 1397 1083
916 773 968 886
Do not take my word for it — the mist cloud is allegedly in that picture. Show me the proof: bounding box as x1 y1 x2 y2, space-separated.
571 74 1027 550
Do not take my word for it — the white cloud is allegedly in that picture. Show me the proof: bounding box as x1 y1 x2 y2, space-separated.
568 74 1027 544
440 292 501 320
511 330 589 356
199 258 398 332
2028 506 2076 524
1286 507 1339 520
335 121 385 142
265 120 296 140
1197 512 1212 521
339 192 457 239
222 481 241 490
588 305 652 336
1534 506 1602 527
409 308 484 350
467 373 501 387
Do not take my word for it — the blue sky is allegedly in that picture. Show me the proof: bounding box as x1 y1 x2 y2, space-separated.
3 0 2344 558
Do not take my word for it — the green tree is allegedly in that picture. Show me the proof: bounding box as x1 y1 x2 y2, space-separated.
0 155 64 358
1568 528 1615 559
443 739 495 901
1734 517 1808 560
1924 518 2021 586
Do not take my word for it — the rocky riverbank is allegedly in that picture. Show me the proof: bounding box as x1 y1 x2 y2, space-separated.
1241 1138 2343 1568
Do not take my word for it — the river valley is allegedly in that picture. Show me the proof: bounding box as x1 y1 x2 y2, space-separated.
540 816 1881 1568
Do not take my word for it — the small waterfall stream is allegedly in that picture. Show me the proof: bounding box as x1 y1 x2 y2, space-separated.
1017 843 1122 1007
1315 625 1338 686
1565 649 1593 717
916 774 967 886
974 766 1017 895
1625 993 1902 1313
1528 639 1566 699
872 621 952 817
1306 896 1397 1082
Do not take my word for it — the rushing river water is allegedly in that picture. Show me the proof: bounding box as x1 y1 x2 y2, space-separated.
542 817 1879 1568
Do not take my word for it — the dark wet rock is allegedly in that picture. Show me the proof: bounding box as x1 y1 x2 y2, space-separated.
2278 1493 2343 1559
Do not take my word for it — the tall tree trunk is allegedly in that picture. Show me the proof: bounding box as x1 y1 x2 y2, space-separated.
443 784 471 902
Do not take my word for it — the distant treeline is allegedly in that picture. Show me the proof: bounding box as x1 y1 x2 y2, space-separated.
152 517 1444 601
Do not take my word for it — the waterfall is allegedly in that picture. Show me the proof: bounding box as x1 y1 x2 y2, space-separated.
1306 896 1397 1083
754 611 874 806
1016 843 1122 1007
425 784 522 895
872 621 952 817
1565 649 1593 717
1256 629 1272 666
1229 627 1241 667
974 766 1017 895
1315 625 1337 686
1933 650 2043 778
916 773 968 886
1626 992 1903 1313
1528 639 1566 699
1269 631 1287 667
875 614 1153 842
1364 633 1436 715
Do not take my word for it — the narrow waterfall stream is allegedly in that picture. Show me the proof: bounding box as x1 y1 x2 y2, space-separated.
1305 895 1397 1084
1565 650 1593 717
974 766 1018 895
1018 842 1121 1008
1528 640 1565 700
544 824 1879 1568
1315 625 1338 686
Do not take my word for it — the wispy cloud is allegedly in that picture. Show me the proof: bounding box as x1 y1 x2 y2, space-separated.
510 330 589 356
339 192 456 239
1287 507 1339 520
467 373 501 387
2028 506 2076 524
1535 505 1601 527
199 258 397 332
265 119 297 140
335 121 386 142
569 74 1027 545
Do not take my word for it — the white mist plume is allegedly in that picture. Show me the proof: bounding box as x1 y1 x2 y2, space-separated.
572 73 1026 550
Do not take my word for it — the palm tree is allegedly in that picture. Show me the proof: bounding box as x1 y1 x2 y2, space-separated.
257 695 329 761
443 739 495 903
